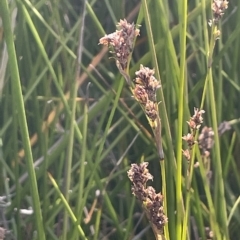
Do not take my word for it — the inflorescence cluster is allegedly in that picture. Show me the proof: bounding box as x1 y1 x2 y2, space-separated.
182 108 205 160
127 163 168 233
99 19 164 160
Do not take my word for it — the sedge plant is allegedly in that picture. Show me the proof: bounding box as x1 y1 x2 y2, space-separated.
1 0 239 239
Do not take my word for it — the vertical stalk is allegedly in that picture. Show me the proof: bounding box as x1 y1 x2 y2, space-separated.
0 1 45 239
201 1 229 238
62 0 87 238
160 161 170 240
176 0 188 239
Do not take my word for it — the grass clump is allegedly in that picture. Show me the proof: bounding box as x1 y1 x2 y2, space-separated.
0 0 240 240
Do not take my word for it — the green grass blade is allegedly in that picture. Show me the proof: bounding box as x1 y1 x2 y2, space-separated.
0 1 46 239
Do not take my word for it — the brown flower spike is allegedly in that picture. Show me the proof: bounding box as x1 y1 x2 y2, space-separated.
134 65 161 103
212 0 229 23
127 162 153 201
99 19 139 84
182 108 205 160
133 65 164 160
187 108 205 130
127 163 167 234
198 126 214 158
99 20 164 160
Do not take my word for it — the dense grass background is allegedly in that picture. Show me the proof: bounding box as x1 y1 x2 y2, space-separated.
0 0 240 239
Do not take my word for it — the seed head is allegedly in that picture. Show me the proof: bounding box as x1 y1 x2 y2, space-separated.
212 0 229 23
187 108 205 130
127 162 153 201
145 101 158 122
128 163 168 233
99 19 140 71
198 126 214 157
182 133 196 148
145 187 168 231
134 65 161 102
133 85 148 105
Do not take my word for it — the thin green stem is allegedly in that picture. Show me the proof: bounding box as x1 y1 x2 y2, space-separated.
0 1 45 239
160 161 170 240
198 152 221 239
62 1 86 238
48 173 87 240
182 150 195 240
176 0 188 239
200 1 229 238
72 87 88 238
208 67 229 239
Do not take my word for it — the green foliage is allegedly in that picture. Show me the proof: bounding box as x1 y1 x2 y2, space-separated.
0 0 239 239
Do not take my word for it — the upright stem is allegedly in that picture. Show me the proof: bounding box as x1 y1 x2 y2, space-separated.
160 161 170 240
0 1 45 239
176 0 188 239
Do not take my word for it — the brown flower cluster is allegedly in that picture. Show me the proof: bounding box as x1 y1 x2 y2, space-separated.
133 65 161 124
145 186 168 231
133 65 164 159
127 163 168 232
198 126 214 158
127 162 153 201
187 108 205 130
182 108 205 160
212 0 229 23
99 19 139 73
99 20 164 160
